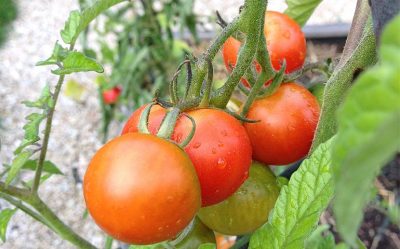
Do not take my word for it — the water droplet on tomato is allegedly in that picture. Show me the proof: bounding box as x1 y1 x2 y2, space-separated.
176 133 183 142
218 142 224 147
217 158 227 169
158 227 164 231
176 219 182 225
212 148 217 154
193 142 201 149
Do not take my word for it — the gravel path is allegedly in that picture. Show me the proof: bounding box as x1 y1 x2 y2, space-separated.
0 0 355 248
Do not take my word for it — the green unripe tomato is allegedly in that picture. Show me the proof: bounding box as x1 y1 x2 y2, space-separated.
198 162 280 235
170 217 216 249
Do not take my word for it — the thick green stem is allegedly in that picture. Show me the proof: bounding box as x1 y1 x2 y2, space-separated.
210 0 267 108
199 60 214 108
310 7 376 152
188 17 240 99
157 107 181 139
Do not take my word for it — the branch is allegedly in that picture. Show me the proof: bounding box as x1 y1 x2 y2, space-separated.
310 0 376 152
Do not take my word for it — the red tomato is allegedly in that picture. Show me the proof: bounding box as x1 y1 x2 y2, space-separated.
222 11 306 85
121 104 166 134
122 108 252 206
102 86 121 104
83 133 201 244
244 83 320 165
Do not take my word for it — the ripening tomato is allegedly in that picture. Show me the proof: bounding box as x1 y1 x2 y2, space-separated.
222 11 306 85
198 162 280 235
244 83 320 165
122 107 252 207
83 133 201 244
102 86 121 104
121 104 166 134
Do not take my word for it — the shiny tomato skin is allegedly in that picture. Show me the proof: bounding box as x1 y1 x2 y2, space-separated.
83 133 201 244
264 11 306 73
102 86 122 104
222 11 306 76
244 83 320 165
121 104 166 134
122 108 252 207
198 162 280 235
173 109 252 206
171 218 216 249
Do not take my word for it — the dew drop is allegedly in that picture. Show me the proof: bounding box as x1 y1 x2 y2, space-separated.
193 142 201 149
158 227 164 232
176 219 182 225
218 142 224 148
212 148 217 154
217 158 227 169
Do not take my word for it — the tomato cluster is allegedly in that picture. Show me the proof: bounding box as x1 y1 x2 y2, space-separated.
83 11 320 247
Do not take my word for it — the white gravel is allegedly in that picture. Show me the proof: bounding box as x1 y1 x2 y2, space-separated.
0 0 356 248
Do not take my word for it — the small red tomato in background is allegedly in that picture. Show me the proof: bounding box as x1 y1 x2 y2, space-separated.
222 11 306 86
102 86 121 104
83 133 201 244
122 107 252 207
244 83 320 165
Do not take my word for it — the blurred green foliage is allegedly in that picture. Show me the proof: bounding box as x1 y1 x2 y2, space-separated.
78 0 198 140
0 0 17 47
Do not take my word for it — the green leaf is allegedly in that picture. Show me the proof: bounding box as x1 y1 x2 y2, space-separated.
66 0 126 45
380 14 400 66
249 139 334 249
64 79 86 100
36 42 68 66
61 10 81 44
0 208 17 242
5 151 33 185
14 113 46 154
305 225 335 249
52 51 103 75
22 160 63 175
332 15 400 245
284 0 322 26
24 173 52 188
22 84 53 109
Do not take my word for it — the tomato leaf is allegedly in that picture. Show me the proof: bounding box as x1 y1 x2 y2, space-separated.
305 225 336 249
22 84 53 109
0 208 17 243
62 0 126 45
24 173 52 188
61 10 81 44
52 51 104 75
249 138 334 249
5 151 33 186
14 113 46 154
332 15 400 246
284 0 322 26
36 42 69 66
22 160 63 175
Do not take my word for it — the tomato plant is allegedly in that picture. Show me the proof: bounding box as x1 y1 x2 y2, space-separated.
244 83 320 165
198 162 280 235
83 133 201 244
0 0 397 249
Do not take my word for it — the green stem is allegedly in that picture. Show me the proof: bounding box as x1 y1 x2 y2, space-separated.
32 43 75 193
210 0 267 108
310 5 376 152
157 107 181 139
104 236 113 249
199 60 214 108
0 193 54 231
188 17 240 99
